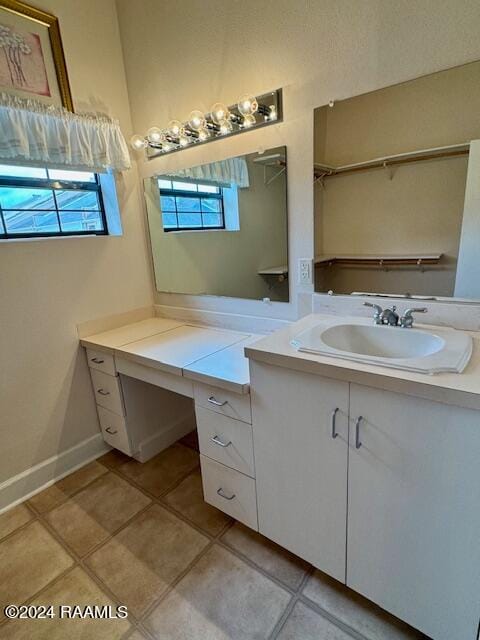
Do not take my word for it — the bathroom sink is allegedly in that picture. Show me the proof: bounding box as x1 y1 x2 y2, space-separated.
320 323 444 359
291 318 472 374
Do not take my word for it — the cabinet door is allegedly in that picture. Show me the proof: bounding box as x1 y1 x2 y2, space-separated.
348 384 480 640
251 361 349 582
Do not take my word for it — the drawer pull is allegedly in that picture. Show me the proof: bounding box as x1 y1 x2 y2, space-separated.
97 388 110 396
91 357 105 364
217 487 236 501
105 427 118 435
208 396 228 407
211 435 232 448
355 416 363 449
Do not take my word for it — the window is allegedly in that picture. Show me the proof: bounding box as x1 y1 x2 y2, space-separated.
0 164 107 239
158 179 225 231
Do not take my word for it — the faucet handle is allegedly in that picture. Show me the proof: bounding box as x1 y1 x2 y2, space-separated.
400 307 428 328
363 301 383 324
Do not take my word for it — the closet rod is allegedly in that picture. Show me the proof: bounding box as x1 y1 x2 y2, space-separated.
314 143 469 179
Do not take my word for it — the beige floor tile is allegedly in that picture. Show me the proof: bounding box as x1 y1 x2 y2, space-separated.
97 449 132 470
164 469 231 536
119 443 199 496
28 461 108 513
45 473 151 556
1 567 131 639
303 570 426 639
0 504 33 541
277 601 352 639
0 521 73 619
126 631 149 640
222 522 310 590
86 504 209 618
145 545 291 639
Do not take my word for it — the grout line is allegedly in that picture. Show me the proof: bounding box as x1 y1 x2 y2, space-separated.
139 539 216 625
297 592 371 640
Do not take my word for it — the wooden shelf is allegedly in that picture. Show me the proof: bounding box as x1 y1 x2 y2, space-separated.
315 254 442 268
258 254 442 278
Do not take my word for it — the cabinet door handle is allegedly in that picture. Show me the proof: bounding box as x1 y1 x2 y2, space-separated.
217 487 235 501
97 388 110 396
331 407 339 438
105 427 118 435
355 416 363 449
211 435 232 448
91 357 105 364
208 396 228 407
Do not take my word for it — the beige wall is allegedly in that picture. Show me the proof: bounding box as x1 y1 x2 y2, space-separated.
146 150 288 301
116 0 480 319
314 61 480 296
0 0 152 483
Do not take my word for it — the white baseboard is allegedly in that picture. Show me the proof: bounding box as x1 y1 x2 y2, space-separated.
134 414 196 463
0 434 110 514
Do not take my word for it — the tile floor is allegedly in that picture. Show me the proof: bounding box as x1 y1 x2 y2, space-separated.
0 436 429 639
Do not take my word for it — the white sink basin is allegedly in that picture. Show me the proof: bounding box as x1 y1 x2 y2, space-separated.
291 318 472 374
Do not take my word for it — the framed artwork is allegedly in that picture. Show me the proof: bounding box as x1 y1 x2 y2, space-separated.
0 0 73 110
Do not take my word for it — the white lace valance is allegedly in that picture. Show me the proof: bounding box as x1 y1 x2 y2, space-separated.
165 156 250 188
0 93 131 172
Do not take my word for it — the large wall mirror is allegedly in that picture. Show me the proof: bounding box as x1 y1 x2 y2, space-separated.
144 146 288 302
314 60 480 302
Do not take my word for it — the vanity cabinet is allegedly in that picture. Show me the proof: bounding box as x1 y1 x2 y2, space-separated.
250 362 480 640
250 361 349 582
347 385 480 640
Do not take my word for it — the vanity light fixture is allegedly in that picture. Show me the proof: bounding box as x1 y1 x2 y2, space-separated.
130 89 282 159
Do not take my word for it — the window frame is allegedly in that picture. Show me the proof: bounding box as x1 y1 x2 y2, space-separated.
159 180 226 232
0 169 108 239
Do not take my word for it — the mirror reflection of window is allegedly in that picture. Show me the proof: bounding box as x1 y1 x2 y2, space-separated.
143 146 289 302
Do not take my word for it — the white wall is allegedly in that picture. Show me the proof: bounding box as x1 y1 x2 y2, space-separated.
0 0 152 484
116 0 480 320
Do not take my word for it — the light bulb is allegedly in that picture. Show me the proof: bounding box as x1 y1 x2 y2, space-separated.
238 94 258 116
130 134 147 150
168 119 183 137
219 120 233 135
162 141 173 152
188 110 206 131
269 105 277 121
198 128 209 141
146 127 163 143
179 134 190 147
242 114 256 128
211 102 230 125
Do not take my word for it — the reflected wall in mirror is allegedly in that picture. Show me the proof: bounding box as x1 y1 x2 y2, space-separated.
314 60 480 302
144 146 288 302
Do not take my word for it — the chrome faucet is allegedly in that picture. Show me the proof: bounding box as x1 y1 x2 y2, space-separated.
380 305 399 326
364 302 399 326
400 307 428 328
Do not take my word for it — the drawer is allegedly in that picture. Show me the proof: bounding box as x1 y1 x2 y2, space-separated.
97 406 132 456
194 383 251 424
90 369 125 415
200 455 258 530
196 406 254 478
86 348 116 376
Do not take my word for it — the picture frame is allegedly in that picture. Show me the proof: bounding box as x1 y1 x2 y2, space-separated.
0 0 73 110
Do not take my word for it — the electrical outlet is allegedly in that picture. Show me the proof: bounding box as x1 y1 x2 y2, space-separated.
298 258 313 284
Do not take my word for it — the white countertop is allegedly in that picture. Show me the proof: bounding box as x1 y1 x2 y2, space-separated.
183 334 261 394
80 318 184 352
246 314 480 410
81 319 259 394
